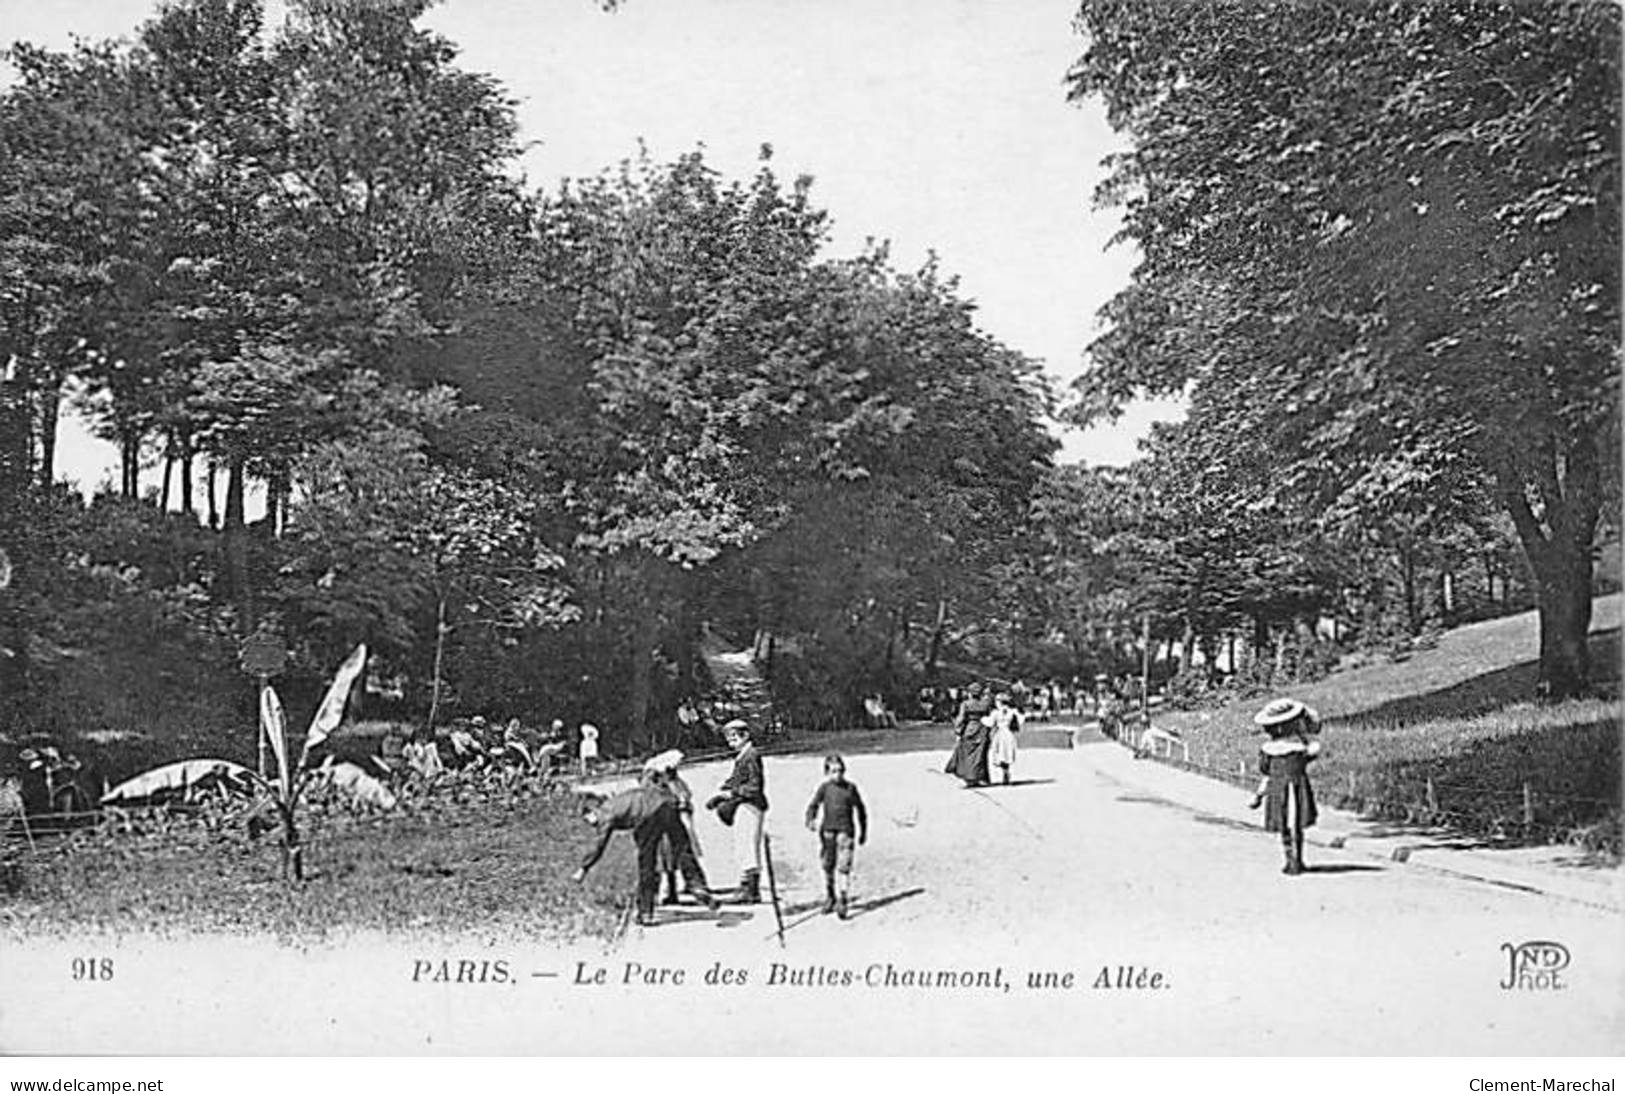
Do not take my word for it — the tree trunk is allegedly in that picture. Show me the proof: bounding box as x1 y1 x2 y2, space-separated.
1530 542 1594 699
178 435 194 516
206 458 220 529
1494 433 1603 699
265 467 290 538
674 573 697 695
427 592 449 730
1399 542 1420 636
121 431 140 499
925 598 948 682
223 455 250 622
1198 633 1219 682
35 384 58 491
159 449 174 512
628 606 657 752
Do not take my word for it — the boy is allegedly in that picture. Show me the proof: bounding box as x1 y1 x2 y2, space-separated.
804 754 868 919
706 719 768 904
573 783 718 927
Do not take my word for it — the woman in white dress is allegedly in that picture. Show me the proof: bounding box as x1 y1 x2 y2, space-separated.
987 691 1022 785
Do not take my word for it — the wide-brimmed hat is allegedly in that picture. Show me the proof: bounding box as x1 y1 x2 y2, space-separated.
643 749 684 773
1254 697 1307 728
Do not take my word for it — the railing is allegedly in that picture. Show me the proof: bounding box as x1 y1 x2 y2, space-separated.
1106 718 1621 848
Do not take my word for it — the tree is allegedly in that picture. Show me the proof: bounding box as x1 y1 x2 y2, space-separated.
270 379 572 725
1067 0 1621 696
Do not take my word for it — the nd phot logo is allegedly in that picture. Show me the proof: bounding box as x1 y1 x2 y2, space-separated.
1499 940 1569 990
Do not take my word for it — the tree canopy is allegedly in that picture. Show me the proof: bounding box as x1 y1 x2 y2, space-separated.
1067 0 1621 696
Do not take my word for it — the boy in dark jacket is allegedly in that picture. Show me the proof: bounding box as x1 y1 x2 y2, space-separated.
707 719 769 904
805 754 868 919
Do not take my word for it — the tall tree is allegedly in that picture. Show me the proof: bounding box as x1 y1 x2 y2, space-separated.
1067 0 1621 696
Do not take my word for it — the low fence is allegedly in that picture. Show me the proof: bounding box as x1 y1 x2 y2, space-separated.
1110 719 1621 851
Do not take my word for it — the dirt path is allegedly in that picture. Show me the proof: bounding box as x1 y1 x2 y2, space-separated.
1 734 1614 1054
598 738 1623 1054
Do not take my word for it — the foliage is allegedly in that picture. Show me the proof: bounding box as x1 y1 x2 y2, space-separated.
1066 0 1621 696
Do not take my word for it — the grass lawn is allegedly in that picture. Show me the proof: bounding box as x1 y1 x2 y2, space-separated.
1 771 637 941
1150 595 1622 857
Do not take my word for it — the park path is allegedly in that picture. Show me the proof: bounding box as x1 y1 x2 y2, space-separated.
593 736 1623 1055
1 732 1615 1055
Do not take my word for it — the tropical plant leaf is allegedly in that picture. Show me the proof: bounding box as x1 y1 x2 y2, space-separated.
303 643 368 757
261 684 290 795
100 759 255 804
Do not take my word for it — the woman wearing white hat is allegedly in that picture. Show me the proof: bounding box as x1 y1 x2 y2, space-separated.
643 749 703 906
1247 697 1322 875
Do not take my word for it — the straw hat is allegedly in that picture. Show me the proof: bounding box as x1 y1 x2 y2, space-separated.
1254 697 1307 728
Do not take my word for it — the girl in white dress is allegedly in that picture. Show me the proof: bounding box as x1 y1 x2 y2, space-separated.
578 722 600 776
987 692 1022 785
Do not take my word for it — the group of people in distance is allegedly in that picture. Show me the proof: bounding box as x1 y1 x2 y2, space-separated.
573 718 869 927
944 683 1023 789
391 715 599 778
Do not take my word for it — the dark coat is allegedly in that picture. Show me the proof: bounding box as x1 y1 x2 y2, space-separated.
946 696 993 785
720 744 767 809
1259 738 1319 833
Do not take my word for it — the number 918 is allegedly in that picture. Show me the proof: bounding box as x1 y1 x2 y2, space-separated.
71 957 113 981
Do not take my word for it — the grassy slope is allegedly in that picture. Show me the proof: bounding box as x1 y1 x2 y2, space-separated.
1152 595 1621 853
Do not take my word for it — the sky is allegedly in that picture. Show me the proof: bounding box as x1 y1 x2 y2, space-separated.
1 0 1184 495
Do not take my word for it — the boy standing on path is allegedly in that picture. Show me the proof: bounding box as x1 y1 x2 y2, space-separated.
804 754 868 919
707 720 768 904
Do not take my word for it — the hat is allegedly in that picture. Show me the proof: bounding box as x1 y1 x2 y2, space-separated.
721 719 750 738
1254 698 1307 728
643 749 684 773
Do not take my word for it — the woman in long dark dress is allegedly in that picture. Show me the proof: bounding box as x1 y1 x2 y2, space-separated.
945 683 994 787
1247 697 1322 875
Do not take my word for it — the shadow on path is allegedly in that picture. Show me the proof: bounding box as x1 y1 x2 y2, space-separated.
1301 863 1384 875
773 886 927 936
846 886 927 921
